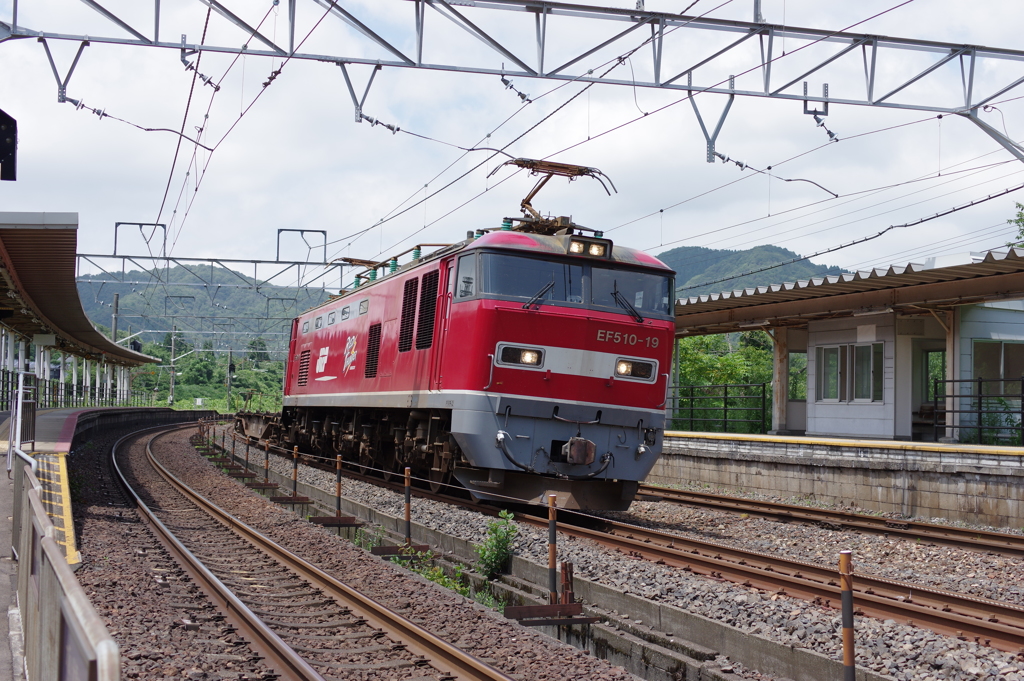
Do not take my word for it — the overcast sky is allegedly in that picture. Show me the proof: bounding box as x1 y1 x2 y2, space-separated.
2 0 1024 301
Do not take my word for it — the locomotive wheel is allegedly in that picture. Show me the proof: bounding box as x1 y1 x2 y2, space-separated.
428 467 451 494
428 450 452 494
381 449 399 482
356 450 373 476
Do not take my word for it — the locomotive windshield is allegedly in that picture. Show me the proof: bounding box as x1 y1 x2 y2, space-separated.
592 266 672 316
474 252 673 317
481 253 584 303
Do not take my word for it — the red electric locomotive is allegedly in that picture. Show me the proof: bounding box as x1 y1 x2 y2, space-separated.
237 161 676 510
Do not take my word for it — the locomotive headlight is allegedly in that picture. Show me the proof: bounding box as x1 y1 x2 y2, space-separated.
569 240 585 254
615 359 655 379
588 243 606 257
499 345 544 367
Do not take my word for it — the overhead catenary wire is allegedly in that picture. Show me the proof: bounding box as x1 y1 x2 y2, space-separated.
629 134 1024 279
328 0 741 264
677 181 1024 294
360 0 923 272
664 158 1024 262
165 1 337 256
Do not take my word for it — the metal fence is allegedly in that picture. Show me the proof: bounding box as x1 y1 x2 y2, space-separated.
12 455 119 681
0 369 152 411
667 383 769 434
932 377 1024 445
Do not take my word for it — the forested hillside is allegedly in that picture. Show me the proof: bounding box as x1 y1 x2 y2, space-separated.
77 265 333 350
656 244 845 297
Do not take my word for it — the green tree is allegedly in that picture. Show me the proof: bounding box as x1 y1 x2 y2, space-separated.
1006 202 1024 247
247 337 271 367
673 331 774 433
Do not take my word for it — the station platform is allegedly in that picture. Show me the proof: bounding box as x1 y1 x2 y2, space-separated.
3 407 103 681
3 408 97 566
652 431 1024 528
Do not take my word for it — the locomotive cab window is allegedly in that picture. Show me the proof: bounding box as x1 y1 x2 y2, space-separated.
591 267 672 316
481 253 584 304
301 321 310 334
456 254 476 299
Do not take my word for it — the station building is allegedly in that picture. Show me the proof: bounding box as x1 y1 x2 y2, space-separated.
657 249 1024 528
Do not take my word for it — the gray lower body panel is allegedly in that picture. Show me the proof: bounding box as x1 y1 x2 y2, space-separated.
286 389 665 510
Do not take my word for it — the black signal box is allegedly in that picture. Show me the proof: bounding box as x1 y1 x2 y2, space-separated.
0 108 16 181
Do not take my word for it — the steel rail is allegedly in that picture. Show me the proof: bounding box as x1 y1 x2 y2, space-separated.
221 429 1024 652
111 425 326 681
144 426 516 681
639 484 1024 557
539 510 1024 654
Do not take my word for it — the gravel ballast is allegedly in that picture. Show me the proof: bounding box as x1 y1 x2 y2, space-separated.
142 428 642 681
213 425 1024 681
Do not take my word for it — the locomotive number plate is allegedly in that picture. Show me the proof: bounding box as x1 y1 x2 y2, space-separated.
596 330 660 348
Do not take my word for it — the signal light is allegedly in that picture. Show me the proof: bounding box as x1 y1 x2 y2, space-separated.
0 108 16 182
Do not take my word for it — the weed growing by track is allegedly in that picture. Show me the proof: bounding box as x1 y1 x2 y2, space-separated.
354 525 385 550
475 510 518 579
397 550 507 613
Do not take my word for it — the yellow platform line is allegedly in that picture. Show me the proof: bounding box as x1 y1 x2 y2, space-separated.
28 451 80 566
664 430 1024 457
54 453 78 565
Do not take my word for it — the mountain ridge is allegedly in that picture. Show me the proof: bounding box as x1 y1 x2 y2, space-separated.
655 244 845 297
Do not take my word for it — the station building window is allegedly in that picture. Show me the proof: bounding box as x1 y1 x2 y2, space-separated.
815 343 883 402
973 340 1024 394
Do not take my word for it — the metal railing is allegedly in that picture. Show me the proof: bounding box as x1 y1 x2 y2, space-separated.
667 382 769 434
0 368 153 410
12 457 119 681
932 377 1024 445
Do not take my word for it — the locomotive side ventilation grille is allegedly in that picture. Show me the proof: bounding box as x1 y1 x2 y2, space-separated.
365 323 382 378
398 278 419 353
416 270 440 350
297 349 311 386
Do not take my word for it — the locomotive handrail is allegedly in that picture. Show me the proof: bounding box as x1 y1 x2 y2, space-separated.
483 354 495 390
656 372 670 409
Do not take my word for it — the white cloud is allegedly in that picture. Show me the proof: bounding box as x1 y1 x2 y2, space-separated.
1 0 1022 290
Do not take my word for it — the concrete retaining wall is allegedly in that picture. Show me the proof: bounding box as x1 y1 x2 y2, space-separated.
652 435 1024 527
70 408 219 452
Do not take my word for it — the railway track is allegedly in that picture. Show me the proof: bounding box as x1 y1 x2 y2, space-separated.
638 484 1024 557
217 427 1024 655
113 425 516 681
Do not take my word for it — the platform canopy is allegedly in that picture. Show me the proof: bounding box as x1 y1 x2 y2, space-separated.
675 249 1024 336
0 212 156 366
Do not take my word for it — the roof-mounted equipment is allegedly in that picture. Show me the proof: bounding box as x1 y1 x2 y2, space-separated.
488 158 616 235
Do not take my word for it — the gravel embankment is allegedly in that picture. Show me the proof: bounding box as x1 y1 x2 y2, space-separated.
213 425 1024 681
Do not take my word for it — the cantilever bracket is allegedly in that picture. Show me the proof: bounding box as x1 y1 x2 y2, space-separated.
960 109 1024 164
689 73 735 163
339 63 382 123
38 38 90 103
